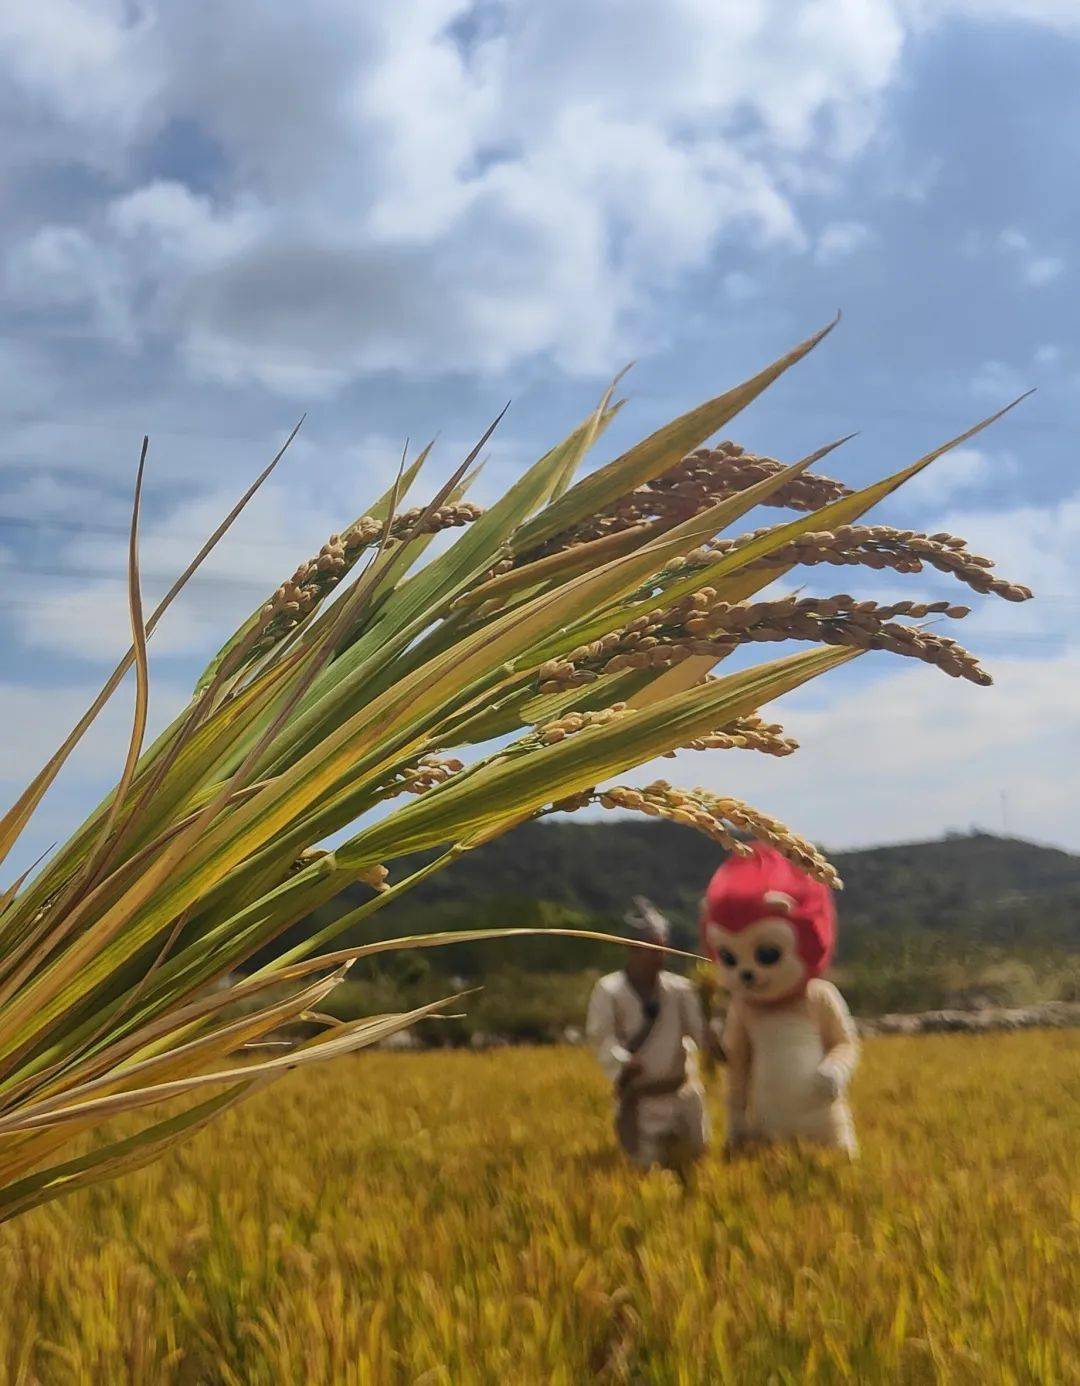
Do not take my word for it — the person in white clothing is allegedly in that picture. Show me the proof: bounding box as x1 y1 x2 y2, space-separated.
586 898 710 1173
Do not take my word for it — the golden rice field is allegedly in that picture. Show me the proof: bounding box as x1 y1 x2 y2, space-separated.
1 1029 1077 1385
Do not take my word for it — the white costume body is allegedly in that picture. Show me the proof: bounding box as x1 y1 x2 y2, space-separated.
723 978 859 1154
586 969 709 1168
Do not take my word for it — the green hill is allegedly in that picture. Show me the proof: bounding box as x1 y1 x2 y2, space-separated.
286 823 1080 956
256 826 1080 1034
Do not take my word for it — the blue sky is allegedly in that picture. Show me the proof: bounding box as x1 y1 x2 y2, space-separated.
2 0 1079 870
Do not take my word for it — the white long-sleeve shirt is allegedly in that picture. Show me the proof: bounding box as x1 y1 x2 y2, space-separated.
586 970 706 1087
587 970 709 1166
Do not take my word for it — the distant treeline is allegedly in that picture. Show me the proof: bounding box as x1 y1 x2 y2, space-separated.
250 825 1080 1042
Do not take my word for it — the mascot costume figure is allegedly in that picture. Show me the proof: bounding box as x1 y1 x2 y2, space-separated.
701 846 859 1157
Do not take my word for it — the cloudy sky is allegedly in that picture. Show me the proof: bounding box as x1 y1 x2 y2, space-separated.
3 0 1079 871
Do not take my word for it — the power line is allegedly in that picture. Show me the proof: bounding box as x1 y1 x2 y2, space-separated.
0 415 299 445
735 396 1071 435
0 510 331 553
0 388 1076 441
0 326 359 381
0 563 272 593
2 556 1079 607
0 580 1077 641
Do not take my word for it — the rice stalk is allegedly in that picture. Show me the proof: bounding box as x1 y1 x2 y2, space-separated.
0 322 1032 1217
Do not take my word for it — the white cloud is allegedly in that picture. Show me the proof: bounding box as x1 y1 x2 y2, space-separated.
913 1 1080 31
10 474 355 661
616 475 1080 851
2 0 911 393
0 679 177 785
17 579 214 662
937 491 1080 626
0 2 156 172
969 338 1066 400
815 220 873 264
3 0 1079 876
997 229 1028 253
6 2 1077 395
992 228 1065 288
722 272 761 303
970 359 1030 399
0 472 134 538
617 644 1080 851
3 2 1079 398
6 225 136 346
961 228 1066 289
0 673 190 878
1023 256 1065 288
894 445 1014 505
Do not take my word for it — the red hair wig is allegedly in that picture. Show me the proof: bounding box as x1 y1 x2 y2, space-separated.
701 845 836 977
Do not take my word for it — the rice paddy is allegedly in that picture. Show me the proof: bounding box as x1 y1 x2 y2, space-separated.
1 1028 1076 1384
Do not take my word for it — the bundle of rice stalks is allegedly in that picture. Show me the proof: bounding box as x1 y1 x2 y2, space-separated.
0 318 1031 1218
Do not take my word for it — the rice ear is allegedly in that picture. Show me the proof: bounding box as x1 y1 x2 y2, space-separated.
0 332 1032 1215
